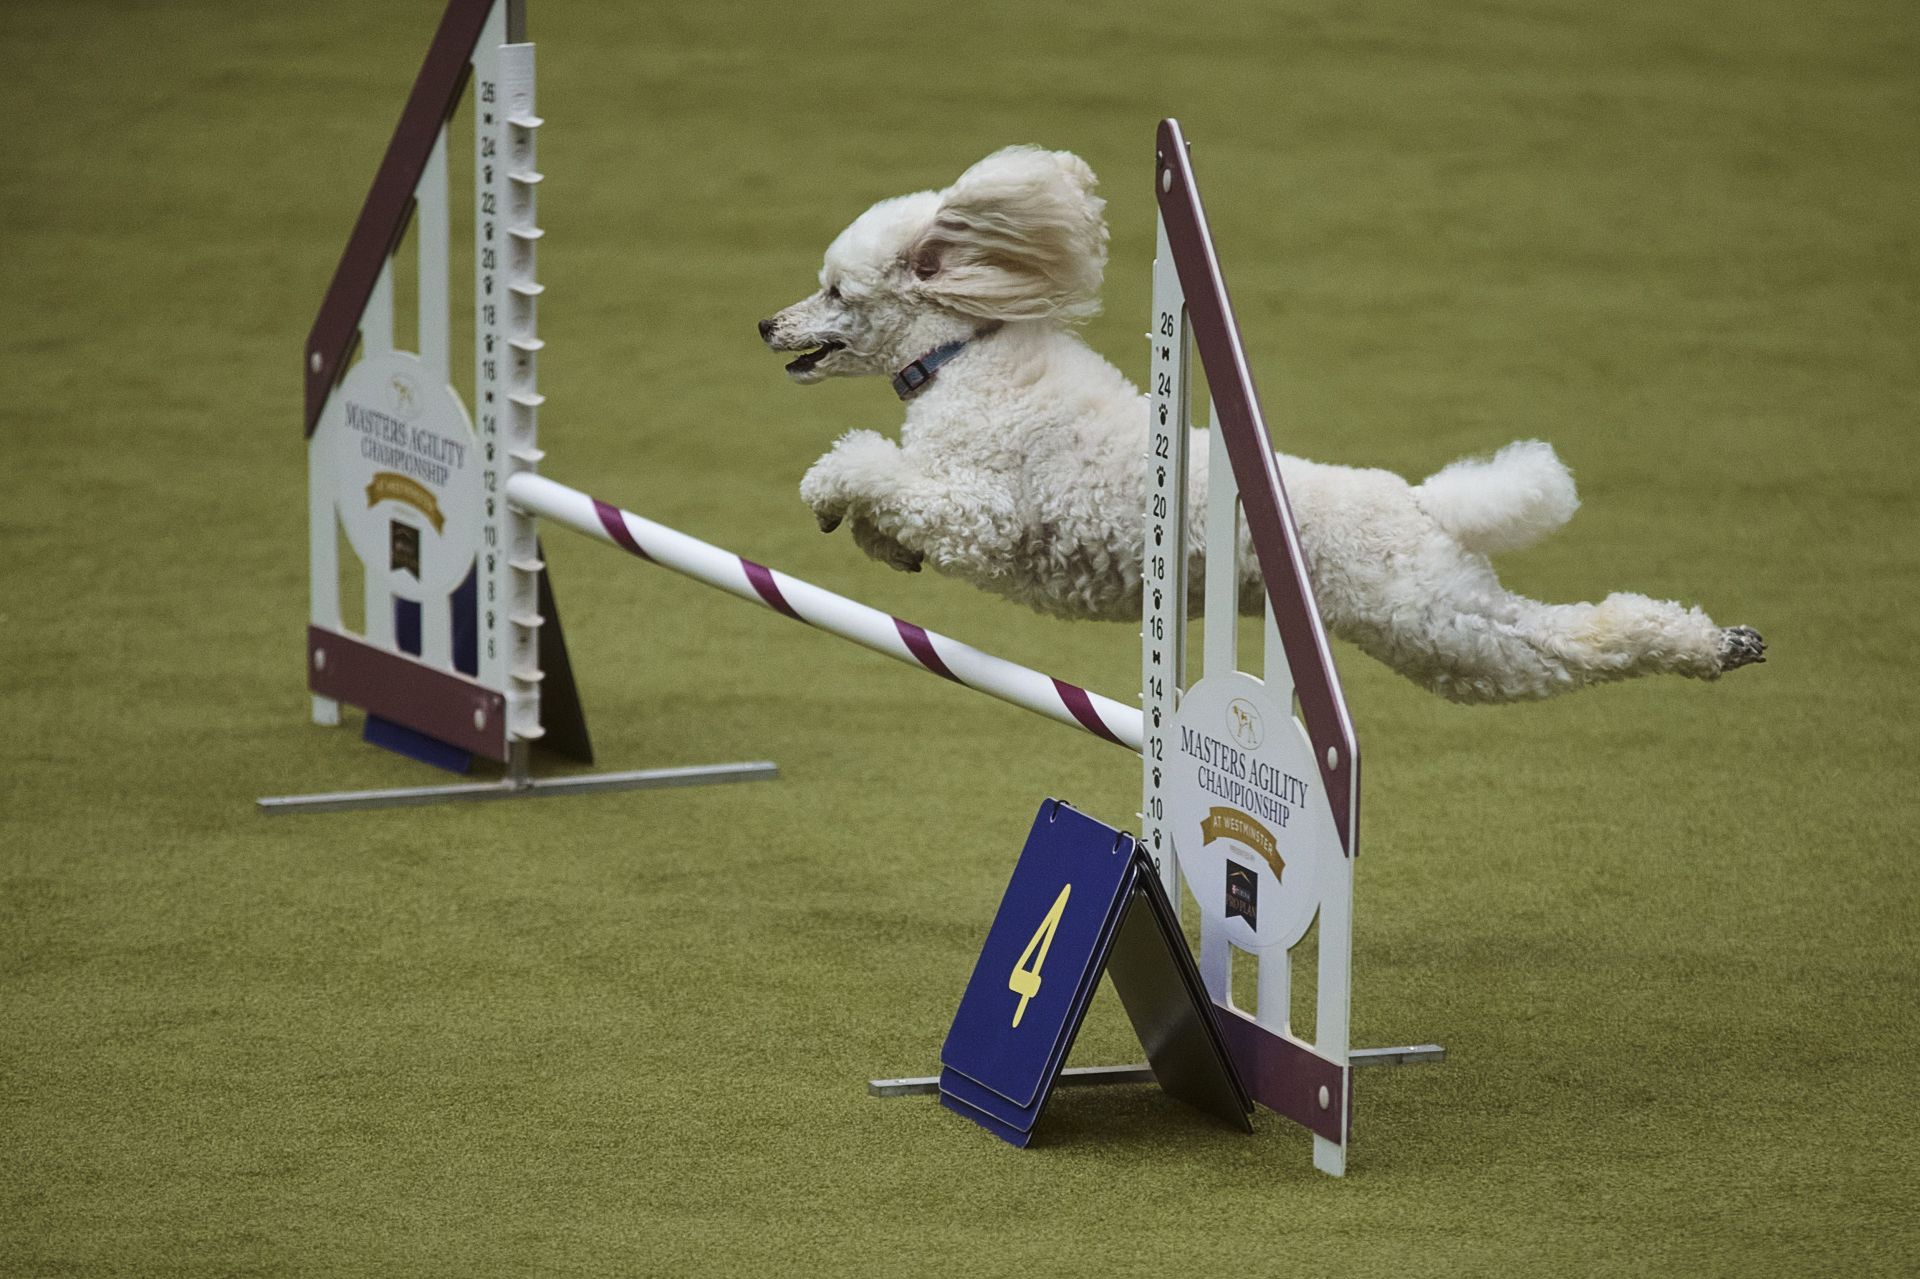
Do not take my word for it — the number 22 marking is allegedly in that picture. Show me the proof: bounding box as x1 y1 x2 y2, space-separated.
1008 883 1071 1027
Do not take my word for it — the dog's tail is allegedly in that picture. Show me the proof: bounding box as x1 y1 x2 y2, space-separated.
1413 439 1579 555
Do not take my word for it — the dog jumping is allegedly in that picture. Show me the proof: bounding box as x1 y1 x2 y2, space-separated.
759 146 1764 704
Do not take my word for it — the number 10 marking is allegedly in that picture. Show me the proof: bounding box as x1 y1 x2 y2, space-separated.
1008 883 1071 1027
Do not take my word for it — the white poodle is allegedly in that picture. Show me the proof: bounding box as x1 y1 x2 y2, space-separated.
759 146 1765 703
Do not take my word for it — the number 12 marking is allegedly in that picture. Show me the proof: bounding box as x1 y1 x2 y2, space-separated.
1008 883 1071 1027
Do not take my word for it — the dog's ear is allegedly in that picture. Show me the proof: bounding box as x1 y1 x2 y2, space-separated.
907 147 1108 322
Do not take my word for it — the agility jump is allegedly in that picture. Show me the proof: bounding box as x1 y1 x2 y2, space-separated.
268 0 1437 1176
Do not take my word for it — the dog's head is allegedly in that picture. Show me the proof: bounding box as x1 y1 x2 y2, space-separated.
759 146 1108 383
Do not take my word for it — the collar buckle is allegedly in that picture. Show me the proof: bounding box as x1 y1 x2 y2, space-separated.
891 324 1002 401
891 359 935 399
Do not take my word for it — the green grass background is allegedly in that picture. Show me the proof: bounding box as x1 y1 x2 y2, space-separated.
4 0 1916 1273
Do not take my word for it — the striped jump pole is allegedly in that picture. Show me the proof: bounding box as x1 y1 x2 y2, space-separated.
505 472 1144 754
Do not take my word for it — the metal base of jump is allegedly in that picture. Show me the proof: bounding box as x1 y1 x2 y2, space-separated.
256 748 777 815
867 1044 1445 1098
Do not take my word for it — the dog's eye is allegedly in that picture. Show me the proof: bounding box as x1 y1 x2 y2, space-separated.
826 285 842 302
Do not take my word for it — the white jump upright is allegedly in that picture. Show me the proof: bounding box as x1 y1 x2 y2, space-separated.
1144 120 1396 1176
267 0 784 813
274 0 1438 1174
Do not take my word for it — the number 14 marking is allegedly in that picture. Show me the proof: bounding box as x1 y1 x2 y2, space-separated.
1008 883 1071 1027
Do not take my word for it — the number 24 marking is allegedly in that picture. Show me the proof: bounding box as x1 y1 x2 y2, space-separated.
1008 883 1071 1027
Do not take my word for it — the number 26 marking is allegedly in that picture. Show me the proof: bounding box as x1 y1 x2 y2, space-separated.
1009 883 1071 1027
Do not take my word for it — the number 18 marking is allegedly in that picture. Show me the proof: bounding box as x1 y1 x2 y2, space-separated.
1008 883 1071 1027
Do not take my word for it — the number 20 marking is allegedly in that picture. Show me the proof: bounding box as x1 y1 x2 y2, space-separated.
1008 883 1071 1027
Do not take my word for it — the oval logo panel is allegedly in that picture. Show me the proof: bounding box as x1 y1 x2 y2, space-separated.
1169 672 1337 952
317 350 479 600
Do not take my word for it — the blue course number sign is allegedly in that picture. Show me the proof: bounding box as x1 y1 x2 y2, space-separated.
941 801 1136 1117
937 799 1250 1147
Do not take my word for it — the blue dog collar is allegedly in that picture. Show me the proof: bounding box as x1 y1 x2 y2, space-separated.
892 324 1002 400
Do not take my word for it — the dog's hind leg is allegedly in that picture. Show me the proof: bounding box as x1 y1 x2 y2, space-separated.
1357 588 1764 704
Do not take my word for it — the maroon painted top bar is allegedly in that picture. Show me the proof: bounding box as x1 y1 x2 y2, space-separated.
1155 118 1362 855
303 0 507 436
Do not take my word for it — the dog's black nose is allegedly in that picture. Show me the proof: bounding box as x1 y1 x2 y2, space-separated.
757 317 775 341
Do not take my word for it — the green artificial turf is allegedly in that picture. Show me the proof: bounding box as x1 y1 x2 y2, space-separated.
4 0 1917 1273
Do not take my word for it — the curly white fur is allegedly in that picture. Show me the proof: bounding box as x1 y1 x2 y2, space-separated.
760 147 1765 703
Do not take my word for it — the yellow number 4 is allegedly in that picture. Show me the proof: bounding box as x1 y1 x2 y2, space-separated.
1008 883 1071 1027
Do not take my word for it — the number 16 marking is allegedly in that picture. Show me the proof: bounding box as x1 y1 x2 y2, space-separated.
1008 883 1071 1027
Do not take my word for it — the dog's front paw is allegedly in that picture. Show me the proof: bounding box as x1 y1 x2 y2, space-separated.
800 430 902 537
799 462 852 534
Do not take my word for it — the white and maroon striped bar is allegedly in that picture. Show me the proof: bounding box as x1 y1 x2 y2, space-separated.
505 472 1143 753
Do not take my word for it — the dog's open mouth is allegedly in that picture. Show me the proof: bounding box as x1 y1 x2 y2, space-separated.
785 341 844 375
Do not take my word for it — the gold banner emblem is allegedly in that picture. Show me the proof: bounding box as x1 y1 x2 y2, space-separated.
365 472 446 532
1200 807 1285 881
